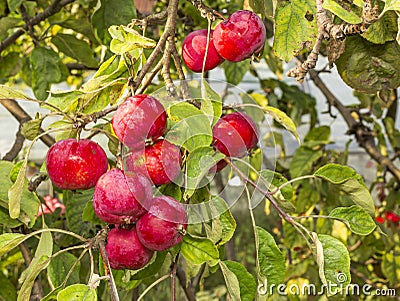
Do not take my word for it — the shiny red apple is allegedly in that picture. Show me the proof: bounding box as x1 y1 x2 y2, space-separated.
93 168 152 224
182 29 224 72
136 196 188 251
112 94 167 150
46 138 108 190
106 226 154 270
126 139 182 186
212 111 258 158
213 10 266 62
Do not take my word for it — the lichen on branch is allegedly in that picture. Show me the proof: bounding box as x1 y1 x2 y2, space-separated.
287 0 380 82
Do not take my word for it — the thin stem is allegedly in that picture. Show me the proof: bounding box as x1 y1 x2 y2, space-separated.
226 158 294 224
270 175 316 195
137 273 171 301
61 249 88 289
244 185 260 277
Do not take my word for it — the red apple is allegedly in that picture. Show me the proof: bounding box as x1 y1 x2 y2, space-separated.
112 95 167 150
126 139 182 186
93 168 152 224
182 29 224 72
136 196 188 251
46 138 108 190
213 10 266 62
212 112 258 158
106 226 154 270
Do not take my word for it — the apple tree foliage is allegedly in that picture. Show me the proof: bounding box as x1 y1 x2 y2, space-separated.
0 0 399 300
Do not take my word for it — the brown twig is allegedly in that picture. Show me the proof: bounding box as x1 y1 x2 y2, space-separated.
93 229 120 301
0 99 55 147
226 158 295 224
186 0 225 21
307 68 400 183
176 264 196 301
287 0 380 82
134 0 180 94
0 0 75 54
2 125 25 161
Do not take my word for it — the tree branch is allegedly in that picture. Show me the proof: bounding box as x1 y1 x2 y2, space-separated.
2 125 25 161
307 69 400 183
0 0 75 54
176 264 196 301
0 98 55 147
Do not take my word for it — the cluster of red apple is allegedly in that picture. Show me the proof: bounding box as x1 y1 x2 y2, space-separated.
45 93 258 270
182 10 266 72
376 211 400 225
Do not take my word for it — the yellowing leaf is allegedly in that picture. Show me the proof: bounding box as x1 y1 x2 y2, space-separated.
273 0 317 62
109 25 156 54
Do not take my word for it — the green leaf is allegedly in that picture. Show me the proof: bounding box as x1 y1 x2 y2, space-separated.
336 36 400 94
18 255 51 301
260 169 294 206
30 47 63 100
314 234 351 295
362 11 398 44
57 284 97 301
0 206 22 228
82 201 104 225
0 85 30 100
0 51 21 79
273 0 317 61
381 250 400 286
21 118 42 140
0 270 17 301
181 234 220 266
223 60 250 85
263 106 300 143
48 251 80 288
322 0 362 24
340 178 375 216
0 161 39 226
204 196 237 245
314 163 360 184
200 80 222 125
109 25 156 54
82 81 126 114
382 0 400 14
185 146 225 197
257 227 286 288
0 17 23 39
20 225 53 283
211 196 236 246
51 34 98 68
329 206 376 235
46 90 83 112
91 0 137 45
166 102 213 151
250 0 274 18
130 251 167 280
219 261 241 301
222 261 257 301
8 158 27 219
0 233 25 257
64 189 96 237
290 147 323 178
7 0 23 12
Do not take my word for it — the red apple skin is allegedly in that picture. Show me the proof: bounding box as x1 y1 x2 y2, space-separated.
136 196 188 251
112 95 167 149
182 29 224 72
212 112 258 158
46 139 108 190
213 10 266 62
126 139 182 186
93 168 152 224
106 226 154 270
